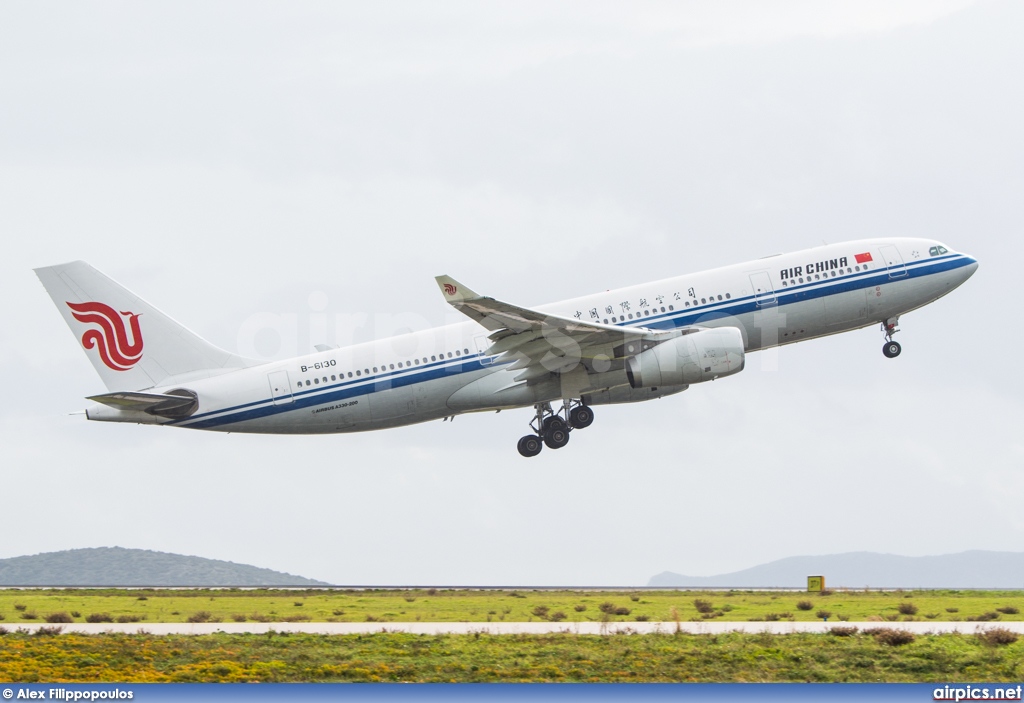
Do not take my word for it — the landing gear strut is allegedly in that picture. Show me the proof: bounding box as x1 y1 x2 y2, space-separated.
516 400 594 457
881 317 902 359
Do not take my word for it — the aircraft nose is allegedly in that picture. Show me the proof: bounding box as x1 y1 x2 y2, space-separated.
963 255 979 277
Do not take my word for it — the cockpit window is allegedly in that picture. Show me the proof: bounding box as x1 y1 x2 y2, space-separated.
929 246 949 256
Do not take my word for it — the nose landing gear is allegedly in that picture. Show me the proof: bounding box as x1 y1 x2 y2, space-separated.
516 400 594 457
881 317 902 358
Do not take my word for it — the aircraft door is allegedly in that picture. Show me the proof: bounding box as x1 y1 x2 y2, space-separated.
268 370 294 405
474 334 494 365
749 271 777 307
879 245 907 279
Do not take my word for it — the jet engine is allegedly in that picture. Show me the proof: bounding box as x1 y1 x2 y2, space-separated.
626 327 745 389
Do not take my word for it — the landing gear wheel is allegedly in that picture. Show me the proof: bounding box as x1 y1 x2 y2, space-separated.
543 425 570 450
569 405 594 429
542 416 567 433
883 341 902 358
517 435 543 457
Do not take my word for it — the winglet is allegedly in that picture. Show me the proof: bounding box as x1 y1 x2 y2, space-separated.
434 275 480 304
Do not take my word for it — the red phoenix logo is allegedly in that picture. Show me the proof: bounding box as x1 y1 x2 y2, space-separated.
66 301 144 371
443 283 457 296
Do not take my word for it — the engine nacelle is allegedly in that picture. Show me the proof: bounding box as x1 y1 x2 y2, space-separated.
626 327 745 389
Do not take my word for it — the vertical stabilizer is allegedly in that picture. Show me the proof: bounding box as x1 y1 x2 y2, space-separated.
35 261 254 391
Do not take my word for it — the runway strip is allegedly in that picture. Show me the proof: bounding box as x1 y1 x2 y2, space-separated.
10 621 1024 635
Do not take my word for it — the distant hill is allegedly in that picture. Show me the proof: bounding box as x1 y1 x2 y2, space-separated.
649 551 1024 589
0 547 329 586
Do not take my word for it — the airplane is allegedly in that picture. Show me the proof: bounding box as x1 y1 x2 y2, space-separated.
36 237 977 457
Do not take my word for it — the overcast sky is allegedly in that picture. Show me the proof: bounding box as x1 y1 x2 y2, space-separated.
2 1 1021 585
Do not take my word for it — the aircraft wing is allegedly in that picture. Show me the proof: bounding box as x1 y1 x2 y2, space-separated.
435 275 675 383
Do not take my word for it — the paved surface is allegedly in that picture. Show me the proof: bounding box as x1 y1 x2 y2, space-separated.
10 621 1024 635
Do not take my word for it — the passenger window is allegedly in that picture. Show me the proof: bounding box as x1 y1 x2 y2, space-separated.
331 375 336 381
398 362 403 369
314 378 319 385
855 266 860 272
603 319 609 324
464 348 469 354
373 367 378 373
668 305 674 311
799 277 804 283
348 372 353 378
456 350 461 356
356 370 361 376
660 306 666 312
431 355 436 361
701 298 706 304
323 377 327 383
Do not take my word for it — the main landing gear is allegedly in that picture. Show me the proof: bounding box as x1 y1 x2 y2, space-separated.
881 317 902 358
517 400 594 457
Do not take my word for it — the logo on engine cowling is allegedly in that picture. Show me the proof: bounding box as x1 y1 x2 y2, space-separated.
66 301 143 371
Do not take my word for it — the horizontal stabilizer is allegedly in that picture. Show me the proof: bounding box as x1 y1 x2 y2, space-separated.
87 390 198 418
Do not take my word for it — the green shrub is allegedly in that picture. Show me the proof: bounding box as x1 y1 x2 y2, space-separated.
13 604 27 612
978 628 1019 646
20 612 39 620
574 605 587 612
598 601 630 613
870 628 915 646
116 615 142 623
996 606 1020 615
693 599 714 614
187 611 213 623
796 601 813 611
85 613 113 623
531 605 550 618
967 612 1000 622
816 610 833 620
897 603 918 615
44 612 73 623
635 615 650 622
33 626 63 636
232 614 247 622
548 611 567 622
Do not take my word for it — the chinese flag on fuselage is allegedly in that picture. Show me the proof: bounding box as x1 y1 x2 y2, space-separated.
855 252 873 264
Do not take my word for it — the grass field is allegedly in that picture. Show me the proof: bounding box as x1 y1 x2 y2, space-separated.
1 630 1022 682
1 589 1022 625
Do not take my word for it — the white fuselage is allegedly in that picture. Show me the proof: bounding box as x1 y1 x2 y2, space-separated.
87 237 977 433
